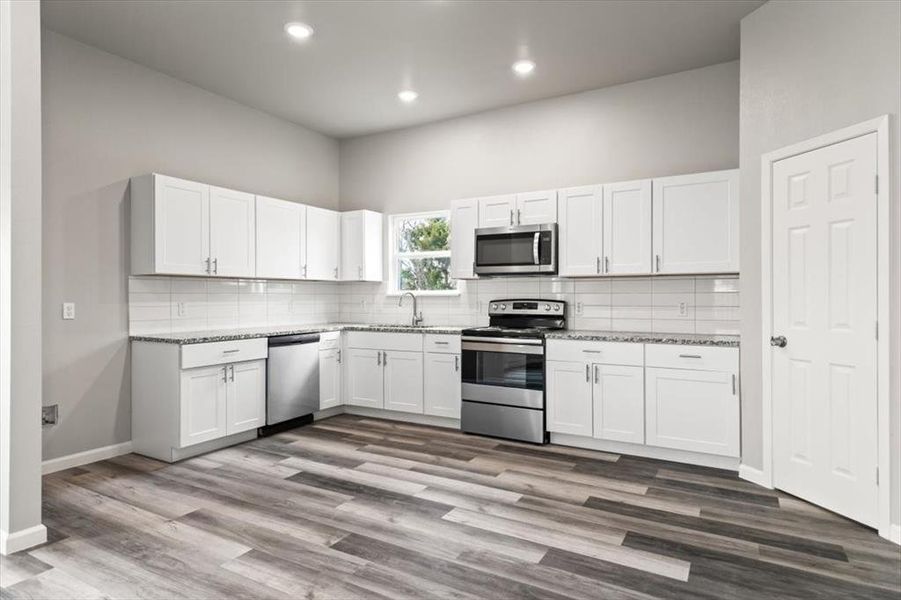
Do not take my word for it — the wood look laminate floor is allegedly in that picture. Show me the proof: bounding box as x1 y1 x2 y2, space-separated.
2 415 899 599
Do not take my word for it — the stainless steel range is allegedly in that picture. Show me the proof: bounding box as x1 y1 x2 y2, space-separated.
460 299 566 444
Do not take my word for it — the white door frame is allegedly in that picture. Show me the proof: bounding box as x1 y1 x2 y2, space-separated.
758 115 892 541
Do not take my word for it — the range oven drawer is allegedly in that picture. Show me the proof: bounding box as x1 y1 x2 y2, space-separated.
461 401 545 444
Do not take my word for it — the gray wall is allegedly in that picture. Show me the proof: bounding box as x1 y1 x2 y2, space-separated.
739 0 901 524
41 31 340 460
340 61 739 214
1 0 44 545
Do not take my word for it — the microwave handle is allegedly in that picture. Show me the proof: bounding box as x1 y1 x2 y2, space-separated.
533 232 540 265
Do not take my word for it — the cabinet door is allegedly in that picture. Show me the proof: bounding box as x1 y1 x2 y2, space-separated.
516 190 557 224
424 353 461 418
652 169 739 274
153 175 210 275
645 367 739 457
346 348 383 408
384 350 424 414
558 185 603 277
255 196 305 279
340 211 364 280
319 348 342 410
226 359 266 435
546 360 592 436
209 186 256 277
603 179 652 275
477 194 517 228
593 364 645 444
180 364 227 447
306 206 340 280
450 198 479 280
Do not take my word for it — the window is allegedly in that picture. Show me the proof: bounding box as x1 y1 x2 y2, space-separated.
389 211 457 294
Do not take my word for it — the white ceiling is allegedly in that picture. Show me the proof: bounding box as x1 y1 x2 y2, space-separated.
41 0 762 139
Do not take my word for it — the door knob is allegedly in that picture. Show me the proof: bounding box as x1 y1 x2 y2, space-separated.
770 335 787 348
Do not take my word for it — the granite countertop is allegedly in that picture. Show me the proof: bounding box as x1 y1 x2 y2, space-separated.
130 323 465 344
545 330 740 347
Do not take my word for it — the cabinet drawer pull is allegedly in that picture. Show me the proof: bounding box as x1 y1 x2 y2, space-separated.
434 341 449 345
582 350 602 354
678 354 702 359
222 349 241 354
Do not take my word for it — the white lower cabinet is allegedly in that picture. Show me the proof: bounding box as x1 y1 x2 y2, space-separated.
593 364 644 444
546 360 593 436
384 351 424 414
319 347 342 410
347 348 384 408
226 360 266 435
424 352 461 418
645 367 739 457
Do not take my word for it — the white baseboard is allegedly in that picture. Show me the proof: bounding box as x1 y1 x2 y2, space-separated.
550 434 740 471
42 441 133 475
738 463 773 489
888 524 901 545
0 524 47 555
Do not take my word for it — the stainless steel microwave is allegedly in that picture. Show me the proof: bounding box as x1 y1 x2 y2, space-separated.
473 223 557 276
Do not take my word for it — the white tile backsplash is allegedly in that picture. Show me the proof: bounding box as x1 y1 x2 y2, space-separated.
129 274 740 336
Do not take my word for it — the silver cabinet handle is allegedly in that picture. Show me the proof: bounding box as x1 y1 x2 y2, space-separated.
212 258 218 275
377 351 381 366
596 256 601 274
222 366 228 383
434 341 449 345
454 355 459 372
205 257 211 274
337 349 341 364
732 373 737 395
222 349 240 354
604 256 610 273
585 364 590 382
229 364 235 382
516 208 521 224
582 350 602 354
678 354 702 359
302 264 308 278
594 365 599 384
655 254 661 272
532 232 540 265
382 351 387 366
509 209 514 225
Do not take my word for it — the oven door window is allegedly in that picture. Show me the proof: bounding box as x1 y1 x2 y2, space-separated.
462 349 544 390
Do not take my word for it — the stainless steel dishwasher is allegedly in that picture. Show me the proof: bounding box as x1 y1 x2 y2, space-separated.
262 333 320 435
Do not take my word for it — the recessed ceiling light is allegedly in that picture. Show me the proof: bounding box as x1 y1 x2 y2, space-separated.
397 90 419 103
284 22 314 40
512 59 536 76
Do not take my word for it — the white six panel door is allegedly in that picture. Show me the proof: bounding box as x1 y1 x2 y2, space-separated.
603 179 652 275
153 175 210 275
516 190 557 224
450 198 479 279
255 196 305 279
592 364 645 444
772 133 878 527
226 359 266 435
546 360 592 436
478 194 517 228
652 169 739 274
209 186 256 277
558 185 603 276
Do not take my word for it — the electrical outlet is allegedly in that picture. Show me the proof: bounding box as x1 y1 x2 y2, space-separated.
679 302 688 317
62 302 75 320
42 404 58 426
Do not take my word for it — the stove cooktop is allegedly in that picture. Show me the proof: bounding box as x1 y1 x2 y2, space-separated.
461 326 559 339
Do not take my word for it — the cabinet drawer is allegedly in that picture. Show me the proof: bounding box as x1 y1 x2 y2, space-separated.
318 331 341 350
346 331 423 352
546 339 643 366
424 334 461 354
181 338 268 369
644 344 737 372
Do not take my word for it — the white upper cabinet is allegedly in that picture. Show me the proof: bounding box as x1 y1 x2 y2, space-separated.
255 196 305 280
477 194 517 228
132 174 210 276
450 198 479 280
209 186 256 278
307 206 341 281
558 185 603 277
652 169 739 274
340 210 383 282
603 179 652 275
516 190 557 225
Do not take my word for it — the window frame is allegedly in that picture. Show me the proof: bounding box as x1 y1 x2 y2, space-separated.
387 210 460 296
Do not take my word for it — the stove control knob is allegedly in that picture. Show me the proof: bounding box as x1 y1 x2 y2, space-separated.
490 303 498 311
499 304 507 310
544 304 551 311
553 304 561 311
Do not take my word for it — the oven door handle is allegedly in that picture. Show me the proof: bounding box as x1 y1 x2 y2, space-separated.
533 232 541 265
462 336 544 345
462 341 544 355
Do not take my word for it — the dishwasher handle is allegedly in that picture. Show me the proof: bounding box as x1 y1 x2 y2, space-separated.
268 333 321 347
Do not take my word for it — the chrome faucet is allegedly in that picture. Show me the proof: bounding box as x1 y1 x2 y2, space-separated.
398 292 423 326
